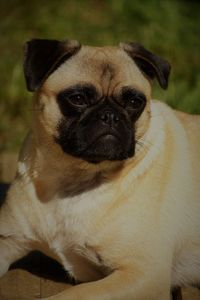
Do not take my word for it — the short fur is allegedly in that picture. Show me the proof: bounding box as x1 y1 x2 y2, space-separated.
0 40 199 300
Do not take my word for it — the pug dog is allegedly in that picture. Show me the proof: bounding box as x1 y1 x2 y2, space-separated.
0 39 200 300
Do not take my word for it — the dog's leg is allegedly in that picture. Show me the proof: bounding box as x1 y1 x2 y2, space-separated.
0 179 33 277
0 201 30 277
0 236 29 277
171 287 182 300
41 269 171 300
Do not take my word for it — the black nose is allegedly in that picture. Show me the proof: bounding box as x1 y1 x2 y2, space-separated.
99 110 120 126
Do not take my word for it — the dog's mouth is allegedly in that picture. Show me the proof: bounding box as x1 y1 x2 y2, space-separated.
86 131 121 148
80 133 134 163
56 119 135 163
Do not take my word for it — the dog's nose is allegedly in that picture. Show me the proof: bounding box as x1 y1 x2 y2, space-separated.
99 110 120 126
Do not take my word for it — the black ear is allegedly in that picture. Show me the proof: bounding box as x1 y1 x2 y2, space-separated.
120 42 171 89
23 39 81 92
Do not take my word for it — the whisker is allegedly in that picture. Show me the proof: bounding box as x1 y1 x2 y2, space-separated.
135 139 151 154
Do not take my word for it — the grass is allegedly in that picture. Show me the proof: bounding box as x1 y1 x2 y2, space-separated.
0 0 199 152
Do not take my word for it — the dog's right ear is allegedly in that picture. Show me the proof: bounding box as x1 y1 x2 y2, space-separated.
23 39 81 92
120 42 171 89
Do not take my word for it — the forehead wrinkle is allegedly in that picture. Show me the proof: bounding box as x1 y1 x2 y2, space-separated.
109 80 122 96
86 48 117 97
100 62 115 97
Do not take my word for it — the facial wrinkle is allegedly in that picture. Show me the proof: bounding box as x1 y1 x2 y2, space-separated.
90 49 115 98
100 63 115 98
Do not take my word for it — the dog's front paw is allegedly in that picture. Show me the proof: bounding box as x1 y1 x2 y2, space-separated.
36 286 75 300
0 260 9 278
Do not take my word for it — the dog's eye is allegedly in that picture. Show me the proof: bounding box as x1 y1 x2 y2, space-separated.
57 85 99 116
128 95 144 108
68 93 88 107
123 90 146 110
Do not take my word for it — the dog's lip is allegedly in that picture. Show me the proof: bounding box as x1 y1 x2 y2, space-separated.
95 132 120 140
89 132 121 147
79 132 121 154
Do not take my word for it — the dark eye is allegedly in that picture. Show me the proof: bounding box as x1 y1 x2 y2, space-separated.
123 90 146 110
128 95 144 108
68 93 87 107
57 85 98 116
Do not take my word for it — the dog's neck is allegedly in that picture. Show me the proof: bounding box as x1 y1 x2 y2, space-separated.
16 101 166 202
33 158 123 202
125 101 166 180
17 131 125 201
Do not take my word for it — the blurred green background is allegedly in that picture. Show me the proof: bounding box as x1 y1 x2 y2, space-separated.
0 0 199 152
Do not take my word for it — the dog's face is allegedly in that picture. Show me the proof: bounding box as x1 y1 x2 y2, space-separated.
24 39 170 164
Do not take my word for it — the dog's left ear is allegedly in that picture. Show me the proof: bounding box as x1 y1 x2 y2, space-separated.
23 38 81 92
120 42 171 89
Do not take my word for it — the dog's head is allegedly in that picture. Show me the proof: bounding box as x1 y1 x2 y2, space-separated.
24 39 170 165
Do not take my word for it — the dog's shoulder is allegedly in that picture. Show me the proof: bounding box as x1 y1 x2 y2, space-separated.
175 110 200 159
175 110 200 135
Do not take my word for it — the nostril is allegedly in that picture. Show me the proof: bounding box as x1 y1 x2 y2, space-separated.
110 112 119 124
100 111 120 125
113 114 119 123
100 112 109 122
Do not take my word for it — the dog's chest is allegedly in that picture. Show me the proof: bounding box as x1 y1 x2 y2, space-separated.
54 241 111 282
41 195 113 283
46 228 111 283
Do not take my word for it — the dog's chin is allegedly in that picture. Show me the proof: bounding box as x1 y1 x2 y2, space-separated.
78 134 135 164
56 132 135 164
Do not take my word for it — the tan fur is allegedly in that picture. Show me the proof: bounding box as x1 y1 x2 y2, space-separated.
0 45 200 300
